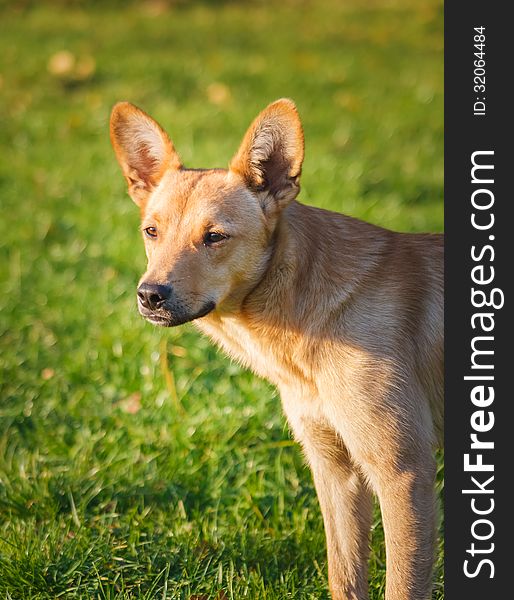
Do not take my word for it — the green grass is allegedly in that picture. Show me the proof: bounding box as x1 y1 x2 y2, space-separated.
0 0 443 598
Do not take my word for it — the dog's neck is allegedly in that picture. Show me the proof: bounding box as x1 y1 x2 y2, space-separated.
196 200 391 387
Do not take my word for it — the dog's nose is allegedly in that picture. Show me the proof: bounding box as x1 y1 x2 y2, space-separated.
137 283 171 311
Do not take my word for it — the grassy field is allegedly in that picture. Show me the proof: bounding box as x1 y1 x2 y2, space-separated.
0 1 443 598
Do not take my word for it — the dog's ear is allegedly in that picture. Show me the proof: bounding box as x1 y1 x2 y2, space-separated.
230 99 304 213
110 102 182 207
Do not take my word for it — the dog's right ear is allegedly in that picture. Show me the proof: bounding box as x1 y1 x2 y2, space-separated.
110 102 182 207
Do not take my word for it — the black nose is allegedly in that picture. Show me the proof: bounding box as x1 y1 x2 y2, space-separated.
137 283 172 311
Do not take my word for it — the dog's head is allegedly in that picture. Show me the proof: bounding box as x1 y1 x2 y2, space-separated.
110 99 304 326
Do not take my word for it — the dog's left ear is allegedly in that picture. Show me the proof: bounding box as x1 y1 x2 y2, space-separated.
230 99 304 213
110 102 182 207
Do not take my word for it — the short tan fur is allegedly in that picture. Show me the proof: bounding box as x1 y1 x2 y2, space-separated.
110 99 443 600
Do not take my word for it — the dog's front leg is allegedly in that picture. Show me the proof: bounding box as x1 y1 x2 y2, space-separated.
373 456 437 600
292 418 373 600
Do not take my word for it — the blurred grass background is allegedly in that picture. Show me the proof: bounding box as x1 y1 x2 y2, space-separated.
0 0 443 598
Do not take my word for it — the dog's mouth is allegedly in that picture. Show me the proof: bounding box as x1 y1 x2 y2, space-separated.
138 301 216 327
143 313 174 326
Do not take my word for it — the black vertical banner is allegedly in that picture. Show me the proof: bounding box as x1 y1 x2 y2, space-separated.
445 3 512 598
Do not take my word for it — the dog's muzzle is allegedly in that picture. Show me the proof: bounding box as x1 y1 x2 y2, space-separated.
137 283 215 326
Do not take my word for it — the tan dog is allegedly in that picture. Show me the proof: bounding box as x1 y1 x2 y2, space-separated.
110 99 443 600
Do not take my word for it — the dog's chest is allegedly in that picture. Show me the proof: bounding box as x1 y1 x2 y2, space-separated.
197 316 309 388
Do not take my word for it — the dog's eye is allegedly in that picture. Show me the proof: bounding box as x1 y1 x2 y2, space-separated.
204 231 228 245
144 226 158 239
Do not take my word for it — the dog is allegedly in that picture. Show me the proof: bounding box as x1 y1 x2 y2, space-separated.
110 99 443 600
